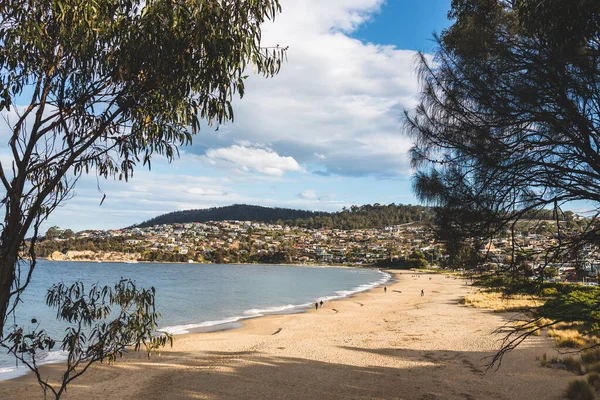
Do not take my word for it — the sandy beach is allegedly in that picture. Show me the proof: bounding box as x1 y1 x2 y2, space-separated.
0 270 573 399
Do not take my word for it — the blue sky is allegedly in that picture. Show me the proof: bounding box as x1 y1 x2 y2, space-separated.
1 0 454 232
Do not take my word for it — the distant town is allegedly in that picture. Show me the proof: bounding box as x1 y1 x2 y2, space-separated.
38 220 440 267
35 211 600 285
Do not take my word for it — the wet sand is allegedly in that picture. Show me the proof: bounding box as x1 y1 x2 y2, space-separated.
0 270 573 399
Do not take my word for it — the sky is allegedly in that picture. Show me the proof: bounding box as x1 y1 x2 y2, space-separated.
2 0 454 232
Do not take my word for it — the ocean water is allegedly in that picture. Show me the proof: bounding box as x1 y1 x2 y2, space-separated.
0 261 390 380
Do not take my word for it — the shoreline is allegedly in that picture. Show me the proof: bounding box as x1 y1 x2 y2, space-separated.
0 266 393 380
39 258 374 269
0 271 572 400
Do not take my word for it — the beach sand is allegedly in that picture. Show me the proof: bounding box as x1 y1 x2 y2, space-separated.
0 271 574 399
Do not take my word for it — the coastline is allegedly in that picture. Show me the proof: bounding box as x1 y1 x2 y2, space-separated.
0 264 391 379
0 271 572 399
40 257 367 268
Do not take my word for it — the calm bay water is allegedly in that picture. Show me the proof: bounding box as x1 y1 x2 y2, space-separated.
0 261 390 379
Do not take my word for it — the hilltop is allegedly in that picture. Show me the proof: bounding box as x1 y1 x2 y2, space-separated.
134 204 329 228
134 203 432 229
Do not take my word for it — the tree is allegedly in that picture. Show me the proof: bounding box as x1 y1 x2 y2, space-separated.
3 279 172 399
44 226 63 241
0 0 286 335
405 0 600 269
405 0 600 363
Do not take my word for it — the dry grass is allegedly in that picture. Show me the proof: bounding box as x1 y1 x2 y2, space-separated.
514 320 541 336
539 353 585 375
548 329 589 348
546 322 600 349
459 291 542 311
565 379 597 400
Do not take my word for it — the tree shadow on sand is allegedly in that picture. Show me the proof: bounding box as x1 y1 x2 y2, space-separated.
43 342 574 400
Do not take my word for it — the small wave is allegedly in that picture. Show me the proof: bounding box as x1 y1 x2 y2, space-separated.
244 303 311 316
0 350 69 381
316 270 392 302
160 316 255 335
161 269 391 335
0 268 393 381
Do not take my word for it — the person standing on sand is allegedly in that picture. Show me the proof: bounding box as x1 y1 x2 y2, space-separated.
320 300 323 308
315 302 319 310
384 287 387 293
421 289 424 297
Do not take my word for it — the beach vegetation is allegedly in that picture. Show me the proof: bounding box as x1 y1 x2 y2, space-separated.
566 379 597 400
2 279 172 399
539 353 585 375
588 373 600 392
459 291 541 312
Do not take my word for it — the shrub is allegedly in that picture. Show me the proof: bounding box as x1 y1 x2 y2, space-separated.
548 328 588 349
563 357 586 375
588 373 600 391
586 362 600 374
541 287 559 297
565 380 597 400
583 349 600 365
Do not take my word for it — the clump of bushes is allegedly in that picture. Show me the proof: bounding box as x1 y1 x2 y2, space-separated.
547 328 588 348
583 350 600 365
588 373 600 392
539 353 585 375
541 287 559 297
565 379 597 400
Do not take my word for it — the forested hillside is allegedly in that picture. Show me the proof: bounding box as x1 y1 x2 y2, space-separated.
135 203 431 229
283 204 431 229
135 204 329 228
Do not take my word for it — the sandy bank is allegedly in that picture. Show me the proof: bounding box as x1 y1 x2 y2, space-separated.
0 271 573 399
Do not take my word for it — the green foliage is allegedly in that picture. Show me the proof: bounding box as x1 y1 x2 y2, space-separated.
376 250 429 269
35 235 143 257
290 204 431 230
0 0 286 336
406 0 600 281
566 380 597 400
2 279 171 399
540 291 600 324
541 287 559 297
44 226 63 241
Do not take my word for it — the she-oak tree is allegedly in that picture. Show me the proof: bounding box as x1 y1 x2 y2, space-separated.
0 0 287 335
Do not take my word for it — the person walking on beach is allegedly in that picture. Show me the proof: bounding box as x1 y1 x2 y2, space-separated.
315 302 319 310
384 287 387 293
421 289 424 297
320 300 323 308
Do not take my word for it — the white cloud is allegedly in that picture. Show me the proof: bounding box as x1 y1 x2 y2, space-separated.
186 188 228 196
203 144 302 176
189 0 422 178
8 0 430 232
299 189 318 200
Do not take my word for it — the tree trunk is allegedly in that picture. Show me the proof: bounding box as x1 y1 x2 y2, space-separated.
0 206 24 337
0 245 18 337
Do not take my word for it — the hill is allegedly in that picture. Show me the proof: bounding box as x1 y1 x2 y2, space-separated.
134 203 432 229
285 204 431 229
134 204 328 228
